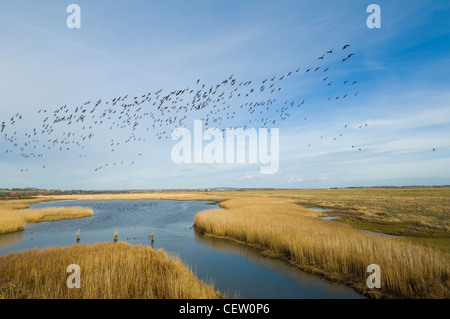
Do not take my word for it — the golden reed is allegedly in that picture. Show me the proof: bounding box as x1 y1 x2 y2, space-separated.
0 242 221 299
194 197 449 299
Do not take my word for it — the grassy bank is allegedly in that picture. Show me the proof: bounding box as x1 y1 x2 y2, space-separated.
194 196 449 299
0 242 221 299
0 198 93 235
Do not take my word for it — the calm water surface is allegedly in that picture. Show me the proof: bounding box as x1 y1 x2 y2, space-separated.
0 199 364 299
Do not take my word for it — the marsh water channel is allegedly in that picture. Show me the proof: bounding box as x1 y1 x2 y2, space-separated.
0 199 364 299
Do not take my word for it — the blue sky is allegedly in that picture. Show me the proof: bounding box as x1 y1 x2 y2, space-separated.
0 0 449 190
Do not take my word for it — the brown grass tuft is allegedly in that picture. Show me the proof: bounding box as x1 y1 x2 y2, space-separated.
23 207 93 223
0 242 221 299
0 200 92 235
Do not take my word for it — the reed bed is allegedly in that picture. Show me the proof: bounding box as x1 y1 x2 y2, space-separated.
0 209 25 234
194 197 450 299
0 202 93 235
0 242 221 299
23 207 93 223
206 187 450 234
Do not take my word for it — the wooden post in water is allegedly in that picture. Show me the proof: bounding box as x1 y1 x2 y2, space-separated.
151 230 154 244
76 229 80 243
114 229 118 242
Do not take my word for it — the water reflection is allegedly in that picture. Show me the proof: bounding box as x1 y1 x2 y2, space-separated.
0 231 24 250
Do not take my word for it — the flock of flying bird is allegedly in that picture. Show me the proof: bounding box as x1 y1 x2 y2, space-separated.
1 44 433 174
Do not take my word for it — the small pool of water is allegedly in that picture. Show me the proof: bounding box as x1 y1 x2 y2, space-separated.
304 206 335 213
320 216 340 220
305 206 343 220
305 206 404 238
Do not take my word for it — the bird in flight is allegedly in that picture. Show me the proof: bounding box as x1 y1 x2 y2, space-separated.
342 54 354 63
343 44 350 49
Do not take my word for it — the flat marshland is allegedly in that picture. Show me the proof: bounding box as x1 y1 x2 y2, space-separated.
0 187 448 299
0 242 220 299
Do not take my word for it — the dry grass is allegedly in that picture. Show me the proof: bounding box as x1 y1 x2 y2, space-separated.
46 192 223 202
203 187 450 235
0 210 25 235
23 207 93 223
194 196 450 299
210 188 450 252
0 198 93 235
15 188 448 249
1 188 448 299
0 242 221 299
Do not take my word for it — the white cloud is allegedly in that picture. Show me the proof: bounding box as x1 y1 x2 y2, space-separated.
288 176 303 183
240 173 261 181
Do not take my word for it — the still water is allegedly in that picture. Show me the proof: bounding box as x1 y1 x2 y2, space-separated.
0 199 364 299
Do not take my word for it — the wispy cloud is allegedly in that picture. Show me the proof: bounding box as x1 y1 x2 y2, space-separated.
240 173 261 181
288 176 303 183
